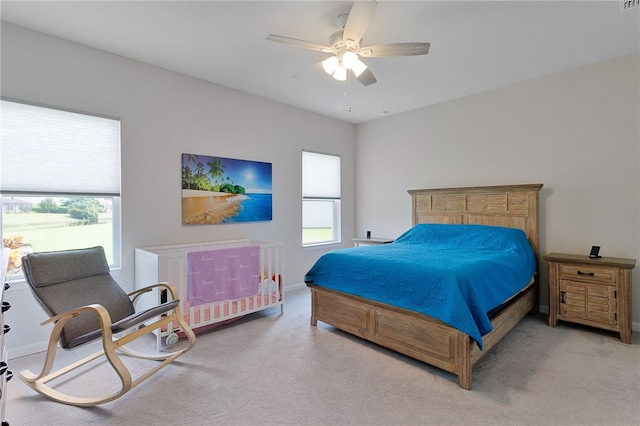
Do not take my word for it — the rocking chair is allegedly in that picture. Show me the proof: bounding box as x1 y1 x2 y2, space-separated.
19 246 196 406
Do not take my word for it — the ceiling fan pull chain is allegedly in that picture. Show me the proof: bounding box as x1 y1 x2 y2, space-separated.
344 71 353 113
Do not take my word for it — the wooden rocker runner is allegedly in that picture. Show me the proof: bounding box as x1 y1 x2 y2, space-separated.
19 246 196 406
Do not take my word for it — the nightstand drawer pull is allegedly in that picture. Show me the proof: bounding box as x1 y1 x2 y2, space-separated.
560 291 566 303
577 270 595 277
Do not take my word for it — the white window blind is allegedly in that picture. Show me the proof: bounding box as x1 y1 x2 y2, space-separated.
302 151 341 198
1 99 121 196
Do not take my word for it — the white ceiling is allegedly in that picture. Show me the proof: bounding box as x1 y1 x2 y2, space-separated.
1 1 638 124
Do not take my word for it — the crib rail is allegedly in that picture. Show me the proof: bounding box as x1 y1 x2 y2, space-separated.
135 239 284 350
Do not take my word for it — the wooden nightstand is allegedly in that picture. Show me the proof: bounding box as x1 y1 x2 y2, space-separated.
544 253 636 343
352 237 393 247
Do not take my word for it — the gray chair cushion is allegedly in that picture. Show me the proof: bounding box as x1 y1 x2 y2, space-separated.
23 246 111 287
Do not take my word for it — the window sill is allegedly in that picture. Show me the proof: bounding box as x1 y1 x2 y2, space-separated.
302 241 343 250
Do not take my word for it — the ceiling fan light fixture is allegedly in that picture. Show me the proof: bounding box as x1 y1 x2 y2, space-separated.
350 57 368 77
333 65 347 81
322 56 339 75
342 51 359 69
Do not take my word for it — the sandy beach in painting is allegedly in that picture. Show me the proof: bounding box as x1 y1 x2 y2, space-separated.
182 189 249 224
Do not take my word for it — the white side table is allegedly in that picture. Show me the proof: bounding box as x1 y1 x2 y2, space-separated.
352 237 394 247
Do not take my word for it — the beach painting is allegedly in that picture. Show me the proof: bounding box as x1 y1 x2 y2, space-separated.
181 153 272 224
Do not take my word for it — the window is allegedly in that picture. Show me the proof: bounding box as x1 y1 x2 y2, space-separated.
302 151 341 246
1 99 121 277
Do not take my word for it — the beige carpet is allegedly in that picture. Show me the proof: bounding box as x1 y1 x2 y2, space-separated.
6 287 640 426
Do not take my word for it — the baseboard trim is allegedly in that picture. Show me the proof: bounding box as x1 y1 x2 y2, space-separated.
284 282 306 292
8 341 49 360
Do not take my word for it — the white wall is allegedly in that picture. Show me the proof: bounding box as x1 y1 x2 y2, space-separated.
355 53 640 325
1 23 356 357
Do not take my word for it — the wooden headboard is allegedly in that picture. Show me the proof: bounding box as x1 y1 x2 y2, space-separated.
408 184 543 259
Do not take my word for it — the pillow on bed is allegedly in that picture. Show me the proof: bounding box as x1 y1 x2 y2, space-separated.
393 223 532 252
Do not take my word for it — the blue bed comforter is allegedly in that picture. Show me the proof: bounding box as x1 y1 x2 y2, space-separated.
304 224 536 349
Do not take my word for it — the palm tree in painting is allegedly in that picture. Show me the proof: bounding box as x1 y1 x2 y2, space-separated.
186 154 198 166
207 158 226 191
182 154 200 190
195 162 205 178
182 166 193 189
194 162 208 190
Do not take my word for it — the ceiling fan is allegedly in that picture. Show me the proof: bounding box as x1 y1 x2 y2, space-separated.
266 0 430 86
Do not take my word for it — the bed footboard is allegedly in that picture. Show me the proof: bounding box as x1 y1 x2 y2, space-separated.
309 282 537 390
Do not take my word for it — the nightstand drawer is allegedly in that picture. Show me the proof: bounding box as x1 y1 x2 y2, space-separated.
559 264 617 283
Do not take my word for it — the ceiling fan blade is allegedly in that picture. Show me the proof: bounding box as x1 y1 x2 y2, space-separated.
355 68 377 86
266 34 334 53
360 42 430 57
342 0 377 47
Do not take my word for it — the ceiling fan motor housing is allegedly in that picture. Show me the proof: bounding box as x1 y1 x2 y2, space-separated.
336 13 349 29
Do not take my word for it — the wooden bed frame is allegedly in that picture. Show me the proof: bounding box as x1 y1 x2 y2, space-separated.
309 184 543 390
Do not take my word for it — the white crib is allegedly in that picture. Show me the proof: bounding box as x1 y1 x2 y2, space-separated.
135 239 284 349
